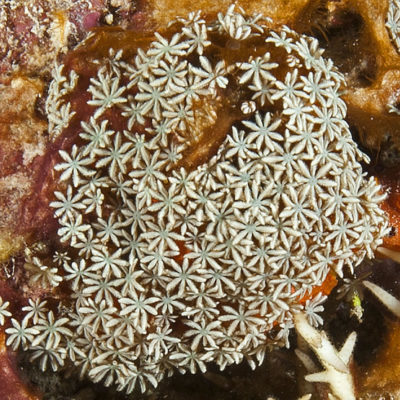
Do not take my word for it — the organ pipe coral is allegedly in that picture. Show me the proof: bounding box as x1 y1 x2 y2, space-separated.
2 5 389 395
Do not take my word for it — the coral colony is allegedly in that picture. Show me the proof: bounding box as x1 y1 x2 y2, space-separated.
0 6 389 395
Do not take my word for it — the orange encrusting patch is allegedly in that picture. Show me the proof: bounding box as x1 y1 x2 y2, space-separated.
380 195 400 250
376 176 400 250
174 241 191 265
298 270 338 305
269 271 338 327
269 271 337 328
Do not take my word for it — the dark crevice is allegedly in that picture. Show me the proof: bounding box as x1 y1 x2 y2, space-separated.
347 123 374 166
307 7 377 88
377 134 400 170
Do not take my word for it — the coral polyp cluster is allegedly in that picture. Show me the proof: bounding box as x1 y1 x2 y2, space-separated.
3 6 388 394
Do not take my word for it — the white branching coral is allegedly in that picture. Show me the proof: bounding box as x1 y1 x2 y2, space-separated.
6 5 388 395
295 312 357 400
363 279 400 317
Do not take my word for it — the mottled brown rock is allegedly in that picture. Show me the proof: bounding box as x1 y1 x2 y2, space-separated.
358 320 400 397
309 0 400 153
0 76 61 262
